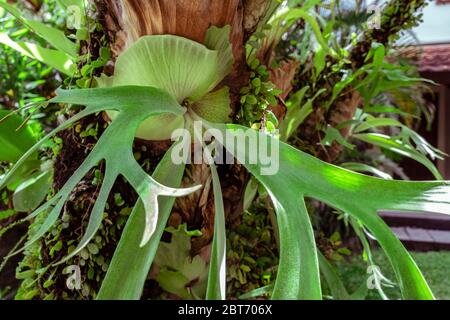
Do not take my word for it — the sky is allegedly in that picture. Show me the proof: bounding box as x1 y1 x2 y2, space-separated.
411 1 450 45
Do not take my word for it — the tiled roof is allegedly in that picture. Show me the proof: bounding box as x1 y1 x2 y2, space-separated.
419 44 450 73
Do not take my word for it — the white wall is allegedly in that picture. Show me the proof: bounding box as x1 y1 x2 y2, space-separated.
413 1 450 45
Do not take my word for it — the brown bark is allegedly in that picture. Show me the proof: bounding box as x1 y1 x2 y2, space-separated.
269 59 301 120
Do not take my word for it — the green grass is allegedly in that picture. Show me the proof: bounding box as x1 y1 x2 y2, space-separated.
336 250 450 300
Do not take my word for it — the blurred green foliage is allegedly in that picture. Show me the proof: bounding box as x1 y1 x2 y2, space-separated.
337 250 450 300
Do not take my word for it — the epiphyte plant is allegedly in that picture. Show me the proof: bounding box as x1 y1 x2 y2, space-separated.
1 0 450 301
1 25 236 299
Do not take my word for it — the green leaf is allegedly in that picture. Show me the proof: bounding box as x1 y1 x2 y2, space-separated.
313 47 326 79
0 110 37 163
318 251 351 300
206 122 449 299
271 196 321 299
0 159 41 190
280 87 325 141
97 142 188 300
243 177 259 211
154 224 208 299
156 270 190 298
354 133 443 179
282 9 331 54
204 146 227 300
101 32 232 140
354 117 404 134
13 170 52 212
0 32 76 75
349 217 386 299
238 284 274 300
0 209 16 221
321 126 355 150
204 25 234 86
339 162 392 180
365 105 416 118
2 86 199 262
57 0 85 10
191 87 231 123
372 43 385 67
202 122 321 300
0 1 78 57
328 68 366 108
154 224 200 272
112 36 220 102
353 115 446 162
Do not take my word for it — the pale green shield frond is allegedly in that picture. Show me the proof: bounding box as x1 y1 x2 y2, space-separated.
191 87 231 123
105 30 234 140
0 32 76 76
95 73 184 140
134 114 185 141
113 35 221 102
204 25 234 91
95 74 114 88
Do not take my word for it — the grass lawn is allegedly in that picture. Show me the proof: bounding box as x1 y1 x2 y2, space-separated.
336 250 450 300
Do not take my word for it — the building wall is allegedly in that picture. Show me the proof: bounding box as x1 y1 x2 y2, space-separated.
413 0 450 45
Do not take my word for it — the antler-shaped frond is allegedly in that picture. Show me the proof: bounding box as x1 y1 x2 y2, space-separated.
0 86 201 264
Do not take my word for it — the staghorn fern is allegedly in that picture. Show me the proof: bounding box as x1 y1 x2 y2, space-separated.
1 3 450 301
